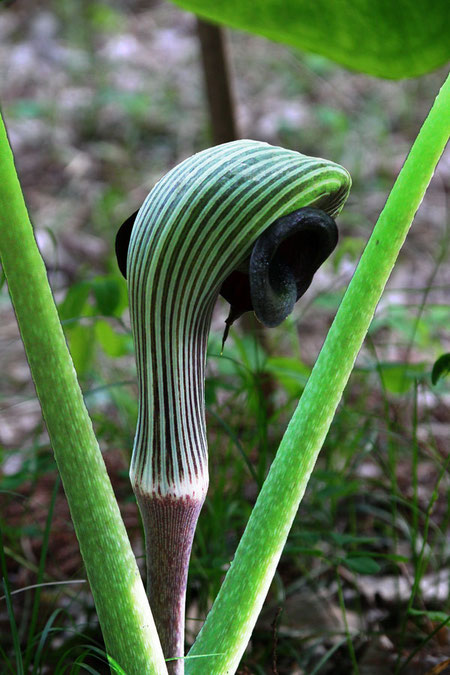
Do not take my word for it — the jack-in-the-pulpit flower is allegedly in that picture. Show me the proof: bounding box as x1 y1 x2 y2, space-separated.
115 139 351 673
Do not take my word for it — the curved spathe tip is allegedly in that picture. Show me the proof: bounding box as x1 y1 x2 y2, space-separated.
114 141 349 346
220 206 338 330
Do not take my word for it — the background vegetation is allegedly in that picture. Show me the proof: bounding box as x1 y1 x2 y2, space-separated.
0 1 449 672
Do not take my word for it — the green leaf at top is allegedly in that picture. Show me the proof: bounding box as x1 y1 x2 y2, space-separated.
171 0 449 78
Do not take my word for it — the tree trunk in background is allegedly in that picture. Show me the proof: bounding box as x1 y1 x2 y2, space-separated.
197 18 238 144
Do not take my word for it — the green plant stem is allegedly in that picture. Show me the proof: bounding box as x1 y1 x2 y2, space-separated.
187 74 450 674
0 112 167 675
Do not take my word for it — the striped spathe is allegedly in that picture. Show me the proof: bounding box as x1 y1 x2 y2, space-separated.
127 139 351 500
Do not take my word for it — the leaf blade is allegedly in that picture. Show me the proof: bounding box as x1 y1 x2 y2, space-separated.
171 0 450 78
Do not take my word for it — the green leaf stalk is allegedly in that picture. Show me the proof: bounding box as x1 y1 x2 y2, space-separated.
186 73 450 674
0 113 167 675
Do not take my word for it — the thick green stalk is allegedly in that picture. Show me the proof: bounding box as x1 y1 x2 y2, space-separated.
187 75 450 673
0 113 167 674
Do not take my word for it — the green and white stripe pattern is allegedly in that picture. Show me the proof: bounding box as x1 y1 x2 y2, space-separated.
127 139 351 499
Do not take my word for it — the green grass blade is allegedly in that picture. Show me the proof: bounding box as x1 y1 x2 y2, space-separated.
335 570 359 672
310 637 348 675
0 527 24 675
0 642 15 675
207 407 260 486
32 608 64 674
75 645 128 674
24 476 60 672
397 615 450 673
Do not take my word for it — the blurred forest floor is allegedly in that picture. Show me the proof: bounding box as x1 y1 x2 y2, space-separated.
0 1 449 673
